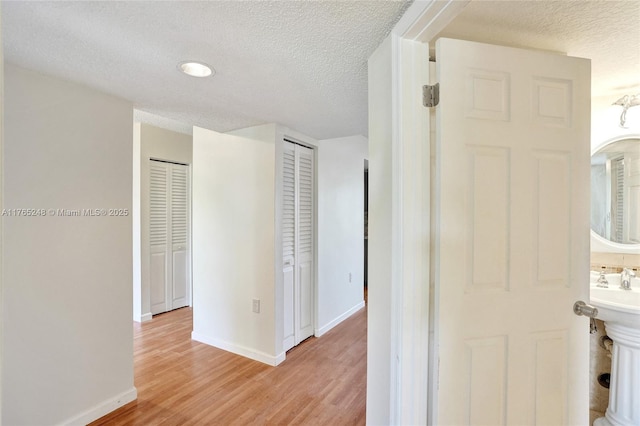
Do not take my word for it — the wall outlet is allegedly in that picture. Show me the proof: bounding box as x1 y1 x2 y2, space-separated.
349 272 352 283
252 299 260 313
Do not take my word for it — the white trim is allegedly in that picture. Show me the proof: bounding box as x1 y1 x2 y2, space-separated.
366 35 395 423
370 1 470 424
275 351 286 365
139 312 152 323
274 127 285 355
191 332 285 366
132 123 142 322
315 301 365 337
0 2 4 418
393 0 470 41
395 37 431 426
592 132 640 156
389 33 403 424
58 387 137 426
386 32 433 426
280 127 319 148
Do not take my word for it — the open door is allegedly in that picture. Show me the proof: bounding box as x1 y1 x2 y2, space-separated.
433 38 591 424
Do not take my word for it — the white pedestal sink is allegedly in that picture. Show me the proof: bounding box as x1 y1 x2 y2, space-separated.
591 276 640 426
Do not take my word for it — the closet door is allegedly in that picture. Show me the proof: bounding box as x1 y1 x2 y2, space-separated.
282 141 315 351
149 160 191 315
282 143 296 351
150 161 170 314
170 164 190 310
295 145 314 344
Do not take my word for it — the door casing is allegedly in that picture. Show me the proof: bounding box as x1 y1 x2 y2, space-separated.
367 0 590 424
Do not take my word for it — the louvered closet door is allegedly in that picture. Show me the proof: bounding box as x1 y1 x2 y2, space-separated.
282 143 296 351
295 145 314 343
149 160 191 315
150 161 170 315
282 141 315 351
170 164 190 310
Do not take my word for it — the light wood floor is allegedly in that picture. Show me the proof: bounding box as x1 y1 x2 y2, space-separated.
90 303 367 425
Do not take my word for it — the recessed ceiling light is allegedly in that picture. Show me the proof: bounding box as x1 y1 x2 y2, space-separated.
178 61 214 78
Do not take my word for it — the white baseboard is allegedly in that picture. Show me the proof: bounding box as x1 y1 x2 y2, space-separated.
60 387 137 426
315 300 365 337
191 332 282 366
133 312 152 323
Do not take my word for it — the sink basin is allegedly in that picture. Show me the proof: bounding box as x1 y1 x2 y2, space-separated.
590 276 640 327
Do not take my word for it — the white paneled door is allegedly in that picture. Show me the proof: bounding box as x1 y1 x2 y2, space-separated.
283 141 315 352
150 160 191 315
433 39 591 425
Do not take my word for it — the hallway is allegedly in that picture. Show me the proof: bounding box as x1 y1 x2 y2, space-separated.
91 304 367 425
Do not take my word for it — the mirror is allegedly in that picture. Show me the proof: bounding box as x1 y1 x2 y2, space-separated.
591 136 640 244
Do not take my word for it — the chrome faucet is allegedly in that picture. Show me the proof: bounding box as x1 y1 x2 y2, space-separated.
596 271 609 288
620 268 636 291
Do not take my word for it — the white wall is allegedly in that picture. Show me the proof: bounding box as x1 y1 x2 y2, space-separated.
591 94 640 254
2 64 136 425
366 36 394 424
592 94 640 150
230 123 323 357
316 135 367 335
133 123 192 322
133 125 142 322
228 124 287 353
228 122 278 144
191 126 279 365
210 124 366 360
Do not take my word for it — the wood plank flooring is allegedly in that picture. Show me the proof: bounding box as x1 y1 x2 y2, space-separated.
90 303 367 425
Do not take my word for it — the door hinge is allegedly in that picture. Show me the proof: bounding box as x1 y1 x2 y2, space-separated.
423 83 439 107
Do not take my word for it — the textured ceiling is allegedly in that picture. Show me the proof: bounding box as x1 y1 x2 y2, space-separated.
436 0 640 99
2 1 639 139
1 0 412 139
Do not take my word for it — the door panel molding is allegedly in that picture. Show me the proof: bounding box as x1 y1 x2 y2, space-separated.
433 38 590 425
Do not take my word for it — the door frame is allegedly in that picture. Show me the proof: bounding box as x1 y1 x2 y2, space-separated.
368 1 594 423
273 127 319 360
0 3 5 418
366 1 469 424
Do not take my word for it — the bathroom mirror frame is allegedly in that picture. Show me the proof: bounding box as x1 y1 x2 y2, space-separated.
591 132 640 252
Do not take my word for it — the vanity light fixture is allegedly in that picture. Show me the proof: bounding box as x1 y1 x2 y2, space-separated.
612 93 640 127
178 61 214 78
